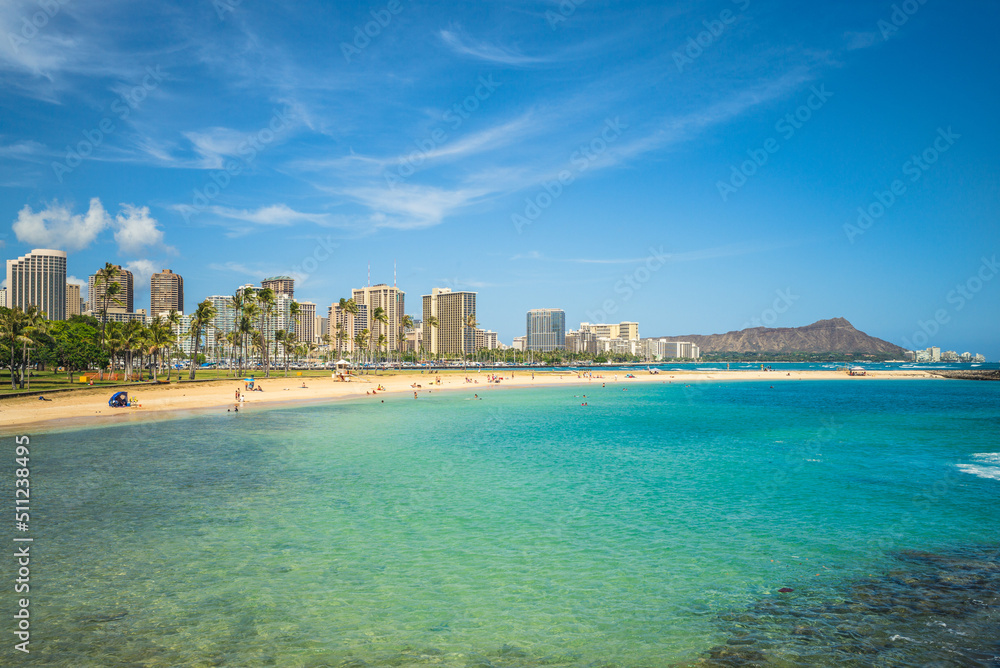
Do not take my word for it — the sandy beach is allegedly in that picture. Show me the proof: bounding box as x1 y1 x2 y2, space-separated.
0 368 942 435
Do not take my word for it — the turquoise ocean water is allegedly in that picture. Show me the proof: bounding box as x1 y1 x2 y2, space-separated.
4 379 999 666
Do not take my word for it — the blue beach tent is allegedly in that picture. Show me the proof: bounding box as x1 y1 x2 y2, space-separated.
108 392 130 408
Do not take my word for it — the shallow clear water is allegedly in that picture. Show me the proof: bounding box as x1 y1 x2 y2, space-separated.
4 379 999 666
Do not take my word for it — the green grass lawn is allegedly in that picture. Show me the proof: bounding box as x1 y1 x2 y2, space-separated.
0 368 342 396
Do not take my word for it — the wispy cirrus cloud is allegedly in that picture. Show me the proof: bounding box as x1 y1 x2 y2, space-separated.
439 28 550 66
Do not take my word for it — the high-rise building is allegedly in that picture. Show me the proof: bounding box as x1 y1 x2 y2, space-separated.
329 301 368 355
579 321 639 340
296 301 316 344
88 265 134 314
526 309 565 351
6 248 67 320
353 283 406 351
66 283 82 318
316 317 329 345
151 269 184 316
422 287 476 356
262 276 294 298
205 295 236 361
0 288 6 308
475 329 498 351
404 319 422 353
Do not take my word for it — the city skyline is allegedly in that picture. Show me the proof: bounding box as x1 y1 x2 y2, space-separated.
0 245 993 359
1 2 997 358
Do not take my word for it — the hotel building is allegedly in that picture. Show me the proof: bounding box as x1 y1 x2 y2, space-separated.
151 269 184 315
6 248 67 320
526 309 566 351
88 265 134 314
262 275 294 298
422 288 477 356
296 301 316 344
353 283 406 352
66 282 83 318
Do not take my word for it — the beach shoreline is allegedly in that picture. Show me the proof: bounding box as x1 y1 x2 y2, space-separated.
0 368 944 435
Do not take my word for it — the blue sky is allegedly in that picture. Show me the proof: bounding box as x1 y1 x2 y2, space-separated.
1 0 998 357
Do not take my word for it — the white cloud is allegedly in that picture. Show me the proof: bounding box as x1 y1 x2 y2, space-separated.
66 275 87 286
12 198 110 252
114 204 168 255
206 204 329 227
439 29 548 66
11 198 169 256
124 260 156 293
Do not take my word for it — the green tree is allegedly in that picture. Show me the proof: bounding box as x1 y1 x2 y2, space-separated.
188 299 218 380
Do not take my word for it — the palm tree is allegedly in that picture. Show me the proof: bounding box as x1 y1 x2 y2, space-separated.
465 313 478 369
188 299 218 380
1 307 24 390
93 262 121 353
339 297 358 359
354 329 369 367
122 320 145 381
369 307 387 373
146 317 174 381
280 330 298 376
425 315 439 363
228 290 248 376
334 324 347 361
398 314 413 366
164 310 182 381
377 333 388 365
15 305 48 389
255 287 275 377
241 299 260 374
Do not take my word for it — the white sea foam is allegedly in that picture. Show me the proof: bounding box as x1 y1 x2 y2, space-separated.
972 453 1000 464
957 464 1000 481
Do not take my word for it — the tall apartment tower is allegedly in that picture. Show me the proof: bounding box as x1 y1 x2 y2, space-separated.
65 283 82 318
329 301 369 355
5 248 67 320
352 283 406 352
88 265 134 314
296 301 316 344
151 269 184 316
262 276 294 298
422 287 476 356
526 308 566 351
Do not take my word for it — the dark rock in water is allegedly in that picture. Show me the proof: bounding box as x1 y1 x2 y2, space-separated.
704 644 767 666
701 545 1000 666
778 587 794 593
929 370 1000 381
497 644 528 658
